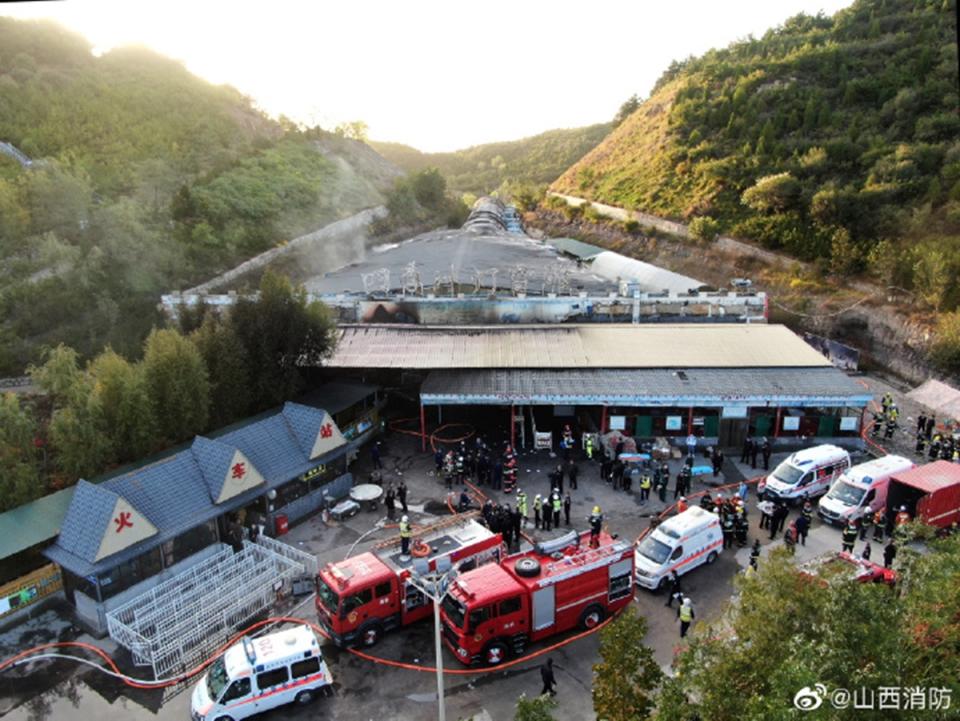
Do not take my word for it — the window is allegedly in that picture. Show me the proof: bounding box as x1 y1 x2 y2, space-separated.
256 667 289 690
97 548 164 600
162 520 217 568
864 489 876 505
375 581 392 598
468 605 491 631
499 597 521 615
221 678 250 702
609 572 632 601
291 657 321 680
670 546 684 561
342 588 373 615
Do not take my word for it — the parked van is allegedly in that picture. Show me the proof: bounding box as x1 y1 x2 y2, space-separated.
634 507 722 591
759 444 851 503
191 624 331 721
818 455 915 526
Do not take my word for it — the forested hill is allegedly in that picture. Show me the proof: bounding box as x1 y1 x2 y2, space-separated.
0 18 400 373
372 123 612 196
552 0 959 307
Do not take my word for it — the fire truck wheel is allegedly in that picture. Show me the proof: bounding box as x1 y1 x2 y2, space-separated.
705 550 718 565
295 690 315 705
580 605 605 630
484 640 509 666
359 622 383 647
514 557 541 577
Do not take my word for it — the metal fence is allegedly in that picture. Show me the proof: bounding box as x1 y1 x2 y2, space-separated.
106 537 311 680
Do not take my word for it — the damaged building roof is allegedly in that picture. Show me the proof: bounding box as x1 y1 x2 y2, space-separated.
325 324 833 370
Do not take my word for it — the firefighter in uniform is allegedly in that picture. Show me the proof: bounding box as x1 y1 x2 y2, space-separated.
677 496 688 514
749 538 761 569
721 513 735 549
841 519 858 553
517 490 529 528
563 492 572 526
872 506 886 542
399 516 412 557
895 505 911 531
589 505 603 547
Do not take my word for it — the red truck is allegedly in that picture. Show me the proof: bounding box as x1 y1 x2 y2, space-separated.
885 461 960 531
439 529 634 666
315 513 503 647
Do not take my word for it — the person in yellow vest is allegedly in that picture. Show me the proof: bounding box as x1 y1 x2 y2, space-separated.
399 515 412 556
517 490 529 528
551 490 562 529
640 473 652 504
677 596 695 638
533 494 543 529
585 435 594 460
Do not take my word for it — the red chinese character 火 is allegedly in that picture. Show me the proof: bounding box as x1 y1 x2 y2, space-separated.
114 511 133 533
320 423 333 439
231 462 247 479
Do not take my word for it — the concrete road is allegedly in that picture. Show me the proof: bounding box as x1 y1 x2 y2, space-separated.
3 436 855 721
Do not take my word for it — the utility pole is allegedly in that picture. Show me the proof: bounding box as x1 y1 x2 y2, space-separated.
407 555 455 721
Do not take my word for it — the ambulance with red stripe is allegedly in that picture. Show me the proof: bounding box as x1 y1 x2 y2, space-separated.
634 506 723 591
190 624 331 721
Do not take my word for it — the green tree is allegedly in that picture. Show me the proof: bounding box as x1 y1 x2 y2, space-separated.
191 315 251 428
142 328 210 442
592 607 662 721
829 227 862 275
0 393 44 511
88 349 158 460
28 344 85 408
48 393 113 480
741 173 802 214
334 120 369 141
410 168 447 210
929 310 960 374
912 247 950 311
230 270 337 411
514 693 557 721
688 216 720 242
613 94 641 127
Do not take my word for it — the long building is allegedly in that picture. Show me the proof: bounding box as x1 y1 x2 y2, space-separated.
326 324 871 449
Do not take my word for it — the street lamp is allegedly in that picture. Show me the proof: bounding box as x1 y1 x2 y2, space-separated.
407 555 456 721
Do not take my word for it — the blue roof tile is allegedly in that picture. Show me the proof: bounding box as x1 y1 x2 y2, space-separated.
46 403 348 577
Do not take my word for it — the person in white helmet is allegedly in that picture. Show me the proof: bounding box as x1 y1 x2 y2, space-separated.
678 596 695 638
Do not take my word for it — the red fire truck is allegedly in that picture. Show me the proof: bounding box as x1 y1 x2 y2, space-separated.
440 529 634 666
315 513 503 648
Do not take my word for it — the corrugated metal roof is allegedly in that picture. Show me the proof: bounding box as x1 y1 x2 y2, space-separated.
327 324 833 370
0 487 76 559
420 367 871 406
891 461 960 494
545 237 605 260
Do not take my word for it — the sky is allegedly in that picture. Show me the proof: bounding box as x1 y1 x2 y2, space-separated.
2 0 855 152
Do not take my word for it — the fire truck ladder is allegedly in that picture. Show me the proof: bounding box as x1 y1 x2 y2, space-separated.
543 540 631 576
372 511 482 552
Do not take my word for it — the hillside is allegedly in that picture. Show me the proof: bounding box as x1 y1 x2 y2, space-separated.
0 18 400 373
372 123 611 196
552 0 959 310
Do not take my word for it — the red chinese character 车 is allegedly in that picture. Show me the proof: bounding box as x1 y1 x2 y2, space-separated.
231 462 247 479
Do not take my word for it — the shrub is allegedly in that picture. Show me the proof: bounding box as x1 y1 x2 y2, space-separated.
930 311 960 375
688 216 720 242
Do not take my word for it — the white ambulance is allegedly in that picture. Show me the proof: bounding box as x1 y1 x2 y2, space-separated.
818 454 915 526
191 624 332 721
759 444 850 503
634 507 723 591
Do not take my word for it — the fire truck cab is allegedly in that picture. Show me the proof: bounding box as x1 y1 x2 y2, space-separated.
440 530 633 666
316 514 502 648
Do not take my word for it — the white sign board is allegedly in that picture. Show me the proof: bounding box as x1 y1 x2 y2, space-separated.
722 406 749 419
839 416 860 431
782 416 801 431
665 416 683 431
609 415 626 431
